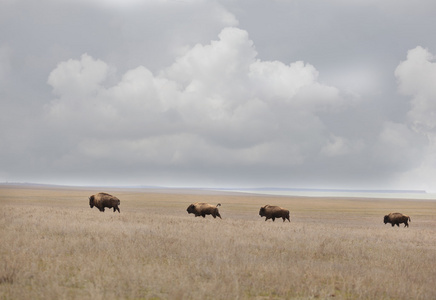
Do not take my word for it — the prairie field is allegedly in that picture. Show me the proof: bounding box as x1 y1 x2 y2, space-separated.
1 185 436 299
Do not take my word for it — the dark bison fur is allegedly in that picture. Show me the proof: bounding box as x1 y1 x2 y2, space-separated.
384 212 410 227
89 193 121 213
186 203 222 219
259 205 290 222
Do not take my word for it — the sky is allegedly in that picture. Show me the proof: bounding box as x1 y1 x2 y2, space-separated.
1 0 436 190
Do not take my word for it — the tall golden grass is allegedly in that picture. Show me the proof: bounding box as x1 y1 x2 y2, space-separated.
1 185 436 299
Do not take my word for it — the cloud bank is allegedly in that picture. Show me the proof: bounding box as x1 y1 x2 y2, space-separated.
39 28 435 188
42 27 355 186
2 1 436 189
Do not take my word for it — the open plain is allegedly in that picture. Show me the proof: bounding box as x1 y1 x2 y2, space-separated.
1 184 436 299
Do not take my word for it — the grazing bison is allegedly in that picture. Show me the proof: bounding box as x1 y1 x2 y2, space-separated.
89 193 120 213
186 203 222 219
259 205 290 222
384 212 410 227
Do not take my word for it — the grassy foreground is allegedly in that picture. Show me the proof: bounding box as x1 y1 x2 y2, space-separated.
1 185 436 299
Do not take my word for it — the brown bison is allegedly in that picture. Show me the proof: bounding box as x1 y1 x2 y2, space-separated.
384 212 410 227
89 193 120 213
259 205 290 222
186 203 222 219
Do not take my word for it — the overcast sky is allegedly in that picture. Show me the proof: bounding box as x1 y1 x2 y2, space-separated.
1 0 436 190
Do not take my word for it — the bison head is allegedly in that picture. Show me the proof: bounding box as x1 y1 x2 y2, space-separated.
259 206 266 217
383 215 389 224
89 195 95 208
187 204 196 214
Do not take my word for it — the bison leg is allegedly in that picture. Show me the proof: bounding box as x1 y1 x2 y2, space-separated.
217 212 222 219
99 207 105 212
272 217 275 222
404 222 408 227
202 213 206 218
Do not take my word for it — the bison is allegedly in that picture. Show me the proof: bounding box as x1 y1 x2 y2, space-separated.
384 212 410 227
259 205 290 222
186 202 222 219
89 192 121 213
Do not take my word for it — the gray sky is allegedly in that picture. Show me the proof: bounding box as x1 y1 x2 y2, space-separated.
1 0 436 190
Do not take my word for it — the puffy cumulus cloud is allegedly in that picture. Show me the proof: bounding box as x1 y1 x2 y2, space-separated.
393 47 436 190
48 54 110 97
165 28 255 90
46 55 179 138
45 54 115 135
45 27 354 185
395 46 436 133
395 46 436 98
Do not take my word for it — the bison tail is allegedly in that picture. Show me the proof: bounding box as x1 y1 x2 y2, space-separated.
216 203 221 207
408 216 411 222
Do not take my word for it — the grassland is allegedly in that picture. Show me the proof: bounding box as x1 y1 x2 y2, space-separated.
1 184 436 299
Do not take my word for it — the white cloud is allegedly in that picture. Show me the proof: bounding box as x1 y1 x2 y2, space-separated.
164 27 255 91
391 46 436 190
47 54 110 97
395 46 436 133
45 27 353 178
3 0 436 188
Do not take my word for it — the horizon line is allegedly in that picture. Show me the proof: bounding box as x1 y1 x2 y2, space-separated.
0 181 428 194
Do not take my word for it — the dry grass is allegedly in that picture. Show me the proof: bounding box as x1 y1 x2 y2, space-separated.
1 185 436 299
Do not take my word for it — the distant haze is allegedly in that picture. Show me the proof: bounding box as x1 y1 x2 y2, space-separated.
1 1 436 191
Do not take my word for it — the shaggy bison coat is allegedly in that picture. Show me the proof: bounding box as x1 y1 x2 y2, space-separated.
89 193 120 213
186 203 222 219
384 212 410 227
259 205 290 222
